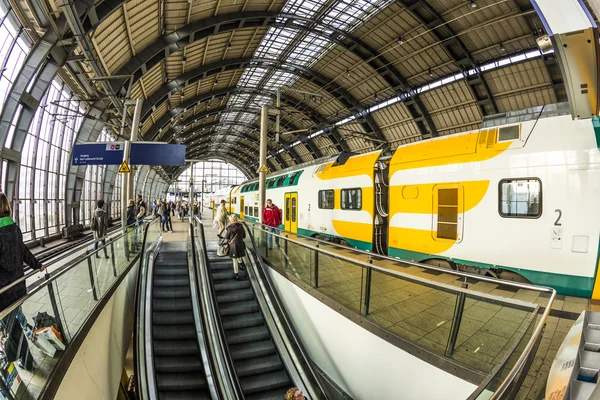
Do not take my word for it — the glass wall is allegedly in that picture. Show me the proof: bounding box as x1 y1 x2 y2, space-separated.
16 81 83 241
169 160 247 195
80 129 114 226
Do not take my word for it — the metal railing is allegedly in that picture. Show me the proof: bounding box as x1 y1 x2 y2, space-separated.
243 220 556 399
0 218 160 400
240 221 328 399
191 217 243 400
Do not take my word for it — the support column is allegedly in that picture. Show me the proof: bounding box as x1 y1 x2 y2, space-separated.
258 105 268 225
121 98 143 230
189 161 194 223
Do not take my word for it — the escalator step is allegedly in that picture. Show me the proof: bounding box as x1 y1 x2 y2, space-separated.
226 325 270 345
156 257 188 265
153 277 190 287
229 339 276 361
219 300 259 316
209 261 233 270
158 391 211 400
222 312 264 330
213 280 251 292
153 298 192 312
154 356 203 373
154 267 189 277
156 372 207 391
216 289 255 304
153 324 197 340
211 270 238 281
239 370 291 394
245 388 293 400
153 286 191 299
153 311 195 325
235 354 284 377
154 339 198 356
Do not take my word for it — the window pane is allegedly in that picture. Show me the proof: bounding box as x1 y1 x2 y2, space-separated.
499 179 541 218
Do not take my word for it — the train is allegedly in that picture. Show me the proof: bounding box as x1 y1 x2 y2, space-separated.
207 105 600 298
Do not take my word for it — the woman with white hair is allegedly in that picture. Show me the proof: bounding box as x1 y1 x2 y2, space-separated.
223 214 246 280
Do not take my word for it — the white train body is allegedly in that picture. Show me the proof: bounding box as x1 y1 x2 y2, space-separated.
230 110 600 298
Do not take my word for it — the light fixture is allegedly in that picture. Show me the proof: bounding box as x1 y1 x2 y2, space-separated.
182 56 187 65
536 35 553 54
227 42 232 49
499 42 506 52
346 69 351 76
428 69 434 78
469 0 477 8
214 79 219 84
396 36 403 45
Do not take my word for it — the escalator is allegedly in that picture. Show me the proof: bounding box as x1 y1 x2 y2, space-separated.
136 239 217 400
206 248 293 399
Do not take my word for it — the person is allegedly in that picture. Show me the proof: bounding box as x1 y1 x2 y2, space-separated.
136 194 146 228
0 192 45 312
126 199 136 227
166 201 174 232
92 200 110 259
224 215 246 280
216 200 228 238
170 200 175 216
262 199 282 249
285 387 306 400
157 200 166 232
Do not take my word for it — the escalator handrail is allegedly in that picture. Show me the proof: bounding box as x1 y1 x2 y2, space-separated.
133 218 162 400
192 217 244 400
241 222 327 399
0 220 138 298
187 222 224 400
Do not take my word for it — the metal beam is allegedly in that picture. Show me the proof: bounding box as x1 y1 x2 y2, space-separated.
177 120 299 164
155 105 323 160
398 0 499 117
140 57 383 142
144 87 340 152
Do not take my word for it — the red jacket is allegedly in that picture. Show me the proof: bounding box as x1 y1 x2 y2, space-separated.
263 205 282 227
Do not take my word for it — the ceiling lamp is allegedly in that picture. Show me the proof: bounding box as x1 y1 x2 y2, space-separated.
227 42 232 50
499 42 506 52
469 0 477 8
428 69 434 78
182 56 187 65
396 36 403 45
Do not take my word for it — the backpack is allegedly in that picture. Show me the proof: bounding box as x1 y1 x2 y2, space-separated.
90 214 97 231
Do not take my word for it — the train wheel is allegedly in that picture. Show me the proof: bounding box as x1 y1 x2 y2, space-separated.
423 259 456 270
495 270 531 284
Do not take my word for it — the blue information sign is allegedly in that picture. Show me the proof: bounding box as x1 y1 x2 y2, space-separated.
72 143 124 165
131 143 186 166
72 142 186 166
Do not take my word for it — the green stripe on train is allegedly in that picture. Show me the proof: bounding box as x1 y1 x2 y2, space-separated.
297 228 372 251
388 247 593 298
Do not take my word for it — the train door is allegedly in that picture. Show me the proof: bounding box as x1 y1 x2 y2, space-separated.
432 184 464 243
284 192 298 233
240 196 245 219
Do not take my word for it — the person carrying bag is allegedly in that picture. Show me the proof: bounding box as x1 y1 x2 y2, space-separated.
223 215 246 280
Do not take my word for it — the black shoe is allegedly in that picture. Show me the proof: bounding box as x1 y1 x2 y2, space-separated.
234 273 239 280
105 255 110 259
95 255 100 259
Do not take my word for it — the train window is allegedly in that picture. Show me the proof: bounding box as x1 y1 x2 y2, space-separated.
253 206 258 217
276 176 286 187
499 178 542 218
292 197 297 222
498 125 520 142
244 206 249 216
436 188 458 240
286 198 290 221
318 190 334 209
253 183 259 191
289 172 300 185
267 179 275 189
341 188 361 210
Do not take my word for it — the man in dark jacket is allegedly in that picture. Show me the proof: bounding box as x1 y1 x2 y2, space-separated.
92 200 110 259
0 193 45 311
262 199 282 249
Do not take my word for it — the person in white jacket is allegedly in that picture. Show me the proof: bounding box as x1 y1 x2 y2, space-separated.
216 200 228 238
